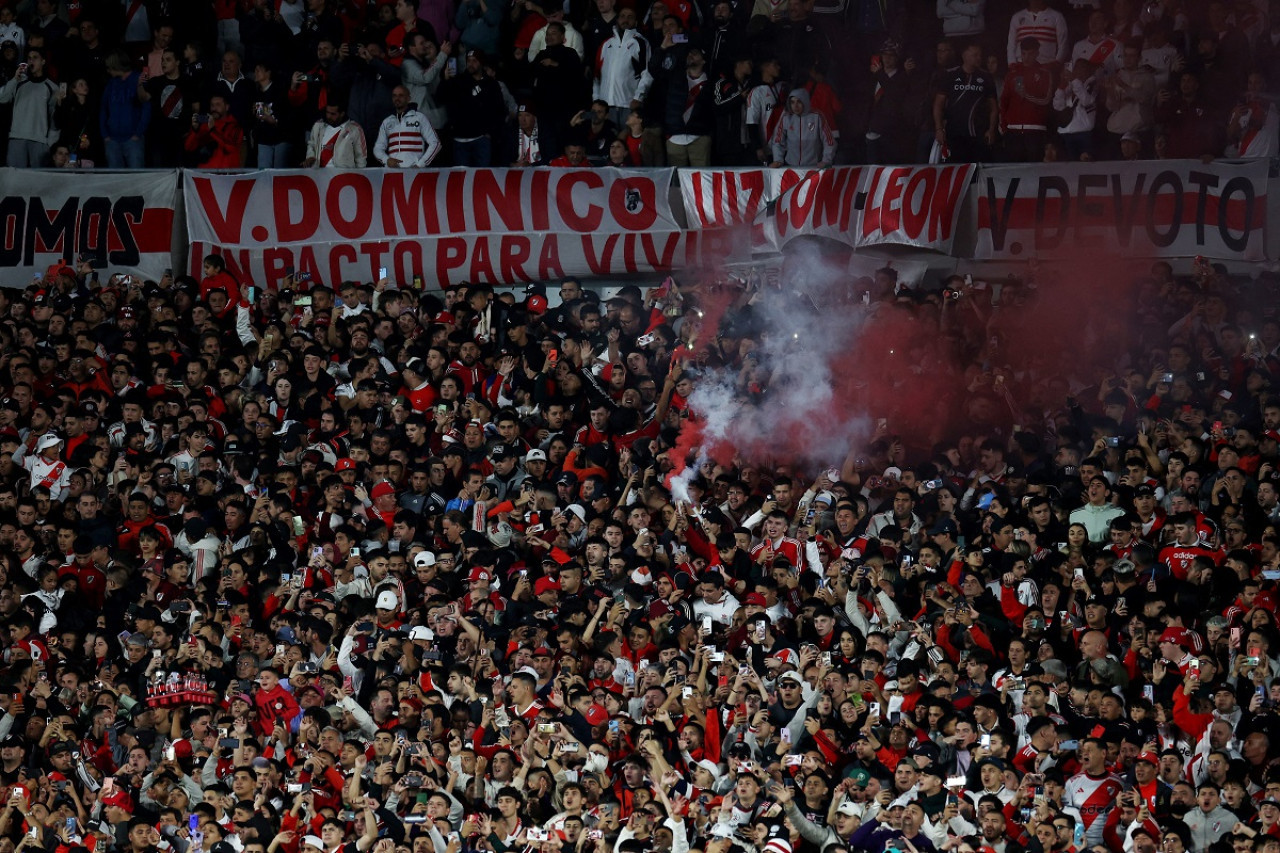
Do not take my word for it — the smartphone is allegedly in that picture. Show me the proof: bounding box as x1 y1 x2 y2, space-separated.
379 266 388 280
447 58 458 75
548 349 559 365
343 675 354 693
980 733 992 748
219 738 239 749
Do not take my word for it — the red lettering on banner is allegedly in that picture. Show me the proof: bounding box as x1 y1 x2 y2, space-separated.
470 238 496 282
928 166 970 243
326 173 374 240
859 165 969 246
778 168 858 239
640 232 679 270
583 234 620 275
297 246 322 284
360 242 392 281
501 236 532 282
192 176 253 242
610 179 658 231
537 236 563 280
327 243 357 286
263 249 293 285
557 172 604 232
530 170 551 231
473 170 528 232
275 174 320 242
381 172 443 236
392 241 424 284
622 234 638 273
436 236 467 283
701 171 722 226
445 171 467 233
900 168 933 237
694 170 765 227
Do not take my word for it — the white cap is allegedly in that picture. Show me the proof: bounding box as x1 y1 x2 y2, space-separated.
408 626 434 642
525 449 547 463
36 433 62 452
565 504 586 522
302 836 325 851
375 589 399 610
695 759 721 782
413 551 436 568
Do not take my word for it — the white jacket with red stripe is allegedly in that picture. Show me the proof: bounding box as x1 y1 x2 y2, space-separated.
374 107 442 167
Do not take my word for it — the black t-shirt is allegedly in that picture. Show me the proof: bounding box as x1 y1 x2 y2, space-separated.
938 67 997 138
144 74 195 141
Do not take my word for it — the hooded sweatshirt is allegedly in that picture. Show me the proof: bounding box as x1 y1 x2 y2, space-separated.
770 88 835 167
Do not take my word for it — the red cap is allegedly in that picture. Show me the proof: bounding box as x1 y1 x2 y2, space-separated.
1136 751 1159 765
532 646 554 657
335 458 356 472
1159 627 1193 648
370 480 395 500
584 704 609 726
102 791 134 813
467 567 491 584
526 294 548 314
534 576 561 597
744 593 768 607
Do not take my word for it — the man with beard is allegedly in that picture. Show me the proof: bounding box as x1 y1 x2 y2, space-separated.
303 101 367 167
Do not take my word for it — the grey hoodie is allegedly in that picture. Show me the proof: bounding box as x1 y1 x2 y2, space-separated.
770 88 835 167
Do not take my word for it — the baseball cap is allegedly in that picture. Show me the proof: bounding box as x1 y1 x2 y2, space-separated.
102 791 134 812
413 552 436 568
370 481 395 499
375 590 399 610
468 567 492 583
525 449 547 463
335 458 357 472
744 593 767 607
1159 627 1193 648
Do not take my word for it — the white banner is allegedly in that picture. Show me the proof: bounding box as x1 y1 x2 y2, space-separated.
182 167 726 286
972 160 1269 260
857 164 974 252
0 168 179 281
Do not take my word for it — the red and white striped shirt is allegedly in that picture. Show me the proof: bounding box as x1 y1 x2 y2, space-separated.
1007 8 1069 67
374 108 441 167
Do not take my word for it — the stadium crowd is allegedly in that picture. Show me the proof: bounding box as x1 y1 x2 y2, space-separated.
0 248 1271 853
0 0 1278 169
